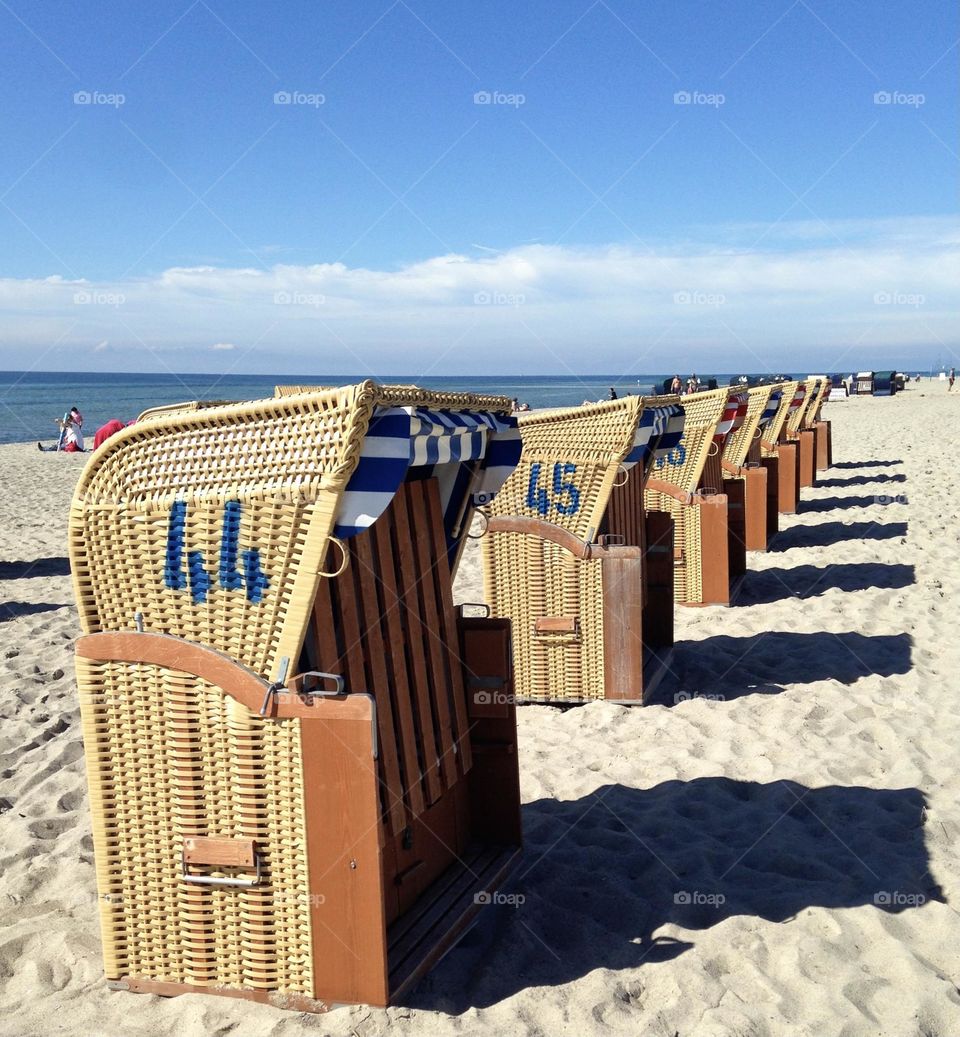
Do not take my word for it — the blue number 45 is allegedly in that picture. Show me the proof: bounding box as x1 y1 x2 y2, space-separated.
526 462 580 517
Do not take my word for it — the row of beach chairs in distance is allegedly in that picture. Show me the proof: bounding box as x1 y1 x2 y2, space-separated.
69 376 833 1012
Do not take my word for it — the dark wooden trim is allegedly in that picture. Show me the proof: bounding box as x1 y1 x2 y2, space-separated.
601 553 645 701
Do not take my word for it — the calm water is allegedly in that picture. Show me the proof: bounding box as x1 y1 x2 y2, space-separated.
0 371 756 446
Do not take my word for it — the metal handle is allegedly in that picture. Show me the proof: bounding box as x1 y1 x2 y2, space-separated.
595 533 625 547
466 510 490 539
297 671 346 697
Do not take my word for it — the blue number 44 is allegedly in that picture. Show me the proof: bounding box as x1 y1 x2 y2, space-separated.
164 499 269 605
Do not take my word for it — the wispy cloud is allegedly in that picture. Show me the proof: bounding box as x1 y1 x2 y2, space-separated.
0 216 956 373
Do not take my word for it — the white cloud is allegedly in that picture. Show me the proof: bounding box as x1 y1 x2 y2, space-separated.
93 339 109 352
0 216 956 373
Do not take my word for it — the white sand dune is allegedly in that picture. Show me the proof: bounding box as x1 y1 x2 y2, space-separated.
2 390 960 1036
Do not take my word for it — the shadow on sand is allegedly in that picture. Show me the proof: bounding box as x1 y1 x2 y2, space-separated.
770 520 908 552
0 601 64 622
814 473 907 489
408 779 939 1011
649 630 911 704
830 460 902 470
0 557 71 580
737 562 914 606
800 493 907 514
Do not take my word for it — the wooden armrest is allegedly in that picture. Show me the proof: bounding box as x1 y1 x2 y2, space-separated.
721 460 741 476
645 478 694 505
76 631 371 722
486 516 641 559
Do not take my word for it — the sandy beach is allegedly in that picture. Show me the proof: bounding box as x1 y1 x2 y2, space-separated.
2 387 959 1036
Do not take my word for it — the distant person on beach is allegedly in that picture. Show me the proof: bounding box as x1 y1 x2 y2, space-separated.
608 386 618 400
670 374 682 394
38 414 84 452
950 368 955 391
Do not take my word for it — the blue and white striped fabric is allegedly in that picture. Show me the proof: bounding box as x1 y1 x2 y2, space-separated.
620 404 685 471
651 404 686 461
333 407 521 551
759 389 782 429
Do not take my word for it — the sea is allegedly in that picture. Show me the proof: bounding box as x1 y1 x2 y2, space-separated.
0 370 766 446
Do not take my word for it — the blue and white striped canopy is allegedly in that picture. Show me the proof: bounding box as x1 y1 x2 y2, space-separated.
333 406 521 553
622 403 686 471
759 389 783 428
650 403 686 463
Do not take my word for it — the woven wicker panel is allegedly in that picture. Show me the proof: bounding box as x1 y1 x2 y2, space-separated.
761 381 800 453
646 386 728 496
77 655 312 993
136 400 238 422
801 377 827 427
488 395 678 541
786 379 815 435
723 385 774 469
482 533 605 701
274 383 516 412
71 381 514 684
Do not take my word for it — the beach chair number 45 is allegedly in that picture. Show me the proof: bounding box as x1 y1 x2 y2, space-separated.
164 500 269 605
526 462 581 517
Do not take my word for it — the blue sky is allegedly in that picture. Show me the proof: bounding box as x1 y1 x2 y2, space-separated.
0 0 956 374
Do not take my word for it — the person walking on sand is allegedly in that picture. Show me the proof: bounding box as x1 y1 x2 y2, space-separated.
670 374 682 394
949 368 955 391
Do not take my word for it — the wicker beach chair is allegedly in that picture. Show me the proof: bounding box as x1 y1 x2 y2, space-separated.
481 394 684 704
761 380 805 514
644 386 739 606
721 384 778 551
805 377 833 471
785 377 820 488
700 388 751 585
70 381 524 1011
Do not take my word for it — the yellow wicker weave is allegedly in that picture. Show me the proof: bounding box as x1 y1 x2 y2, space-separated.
70 380 516 1005
482 394 680 703
644 387 731 603
785 378 817 436
136 400 238 422
803 376 830 426
723 385 775 470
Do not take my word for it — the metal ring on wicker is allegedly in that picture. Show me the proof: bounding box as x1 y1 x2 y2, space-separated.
611 465 629 488
467 510 489 539
753 427 762 438
318 536 349 578
707 441 719 456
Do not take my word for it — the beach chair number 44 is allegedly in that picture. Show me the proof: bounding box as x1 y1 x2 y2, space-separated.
526 462 581 516
164 499 269 605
